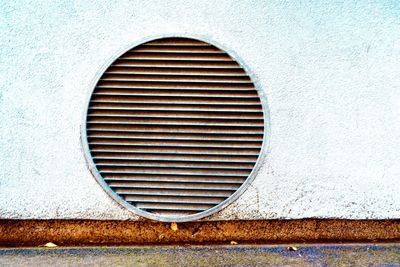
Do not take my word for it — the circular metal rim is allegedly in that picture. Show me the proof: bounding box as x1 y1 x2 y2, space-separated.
81 33 271 222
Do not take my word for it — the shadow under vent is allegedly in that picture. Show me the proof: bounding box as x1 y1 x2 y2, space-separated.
85 37 264 221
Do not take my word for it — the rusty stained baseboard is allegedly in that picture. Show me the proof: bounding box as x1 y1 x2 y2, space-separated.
0 219 399 247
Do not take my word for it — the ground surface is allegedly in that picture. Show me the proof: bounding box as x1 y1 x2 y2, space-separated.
0 244 399 266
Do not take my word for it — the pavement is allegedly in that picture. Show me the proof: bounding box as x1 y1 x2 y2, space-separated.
0 244 399 266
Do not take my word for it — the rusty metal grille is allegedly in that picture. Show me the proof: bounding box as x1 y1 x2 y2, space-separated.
85 37 264 221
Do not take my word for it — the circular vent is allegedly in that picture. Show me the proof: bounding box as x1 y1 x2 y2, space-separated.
83 37 266 222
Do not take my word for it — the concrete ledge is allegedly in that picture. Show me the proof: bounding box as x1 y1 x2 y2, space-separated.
1 219 399 246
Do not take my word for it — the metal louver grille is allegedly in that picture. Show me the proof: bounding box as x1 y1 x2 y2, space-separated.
85 37 264 221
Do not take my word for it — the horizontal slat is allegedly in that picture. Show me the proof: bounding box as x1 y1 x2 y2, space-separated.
92 152 258 156
144 39 210 46
92 92 258 98
87 124 263 133
88 131 263 140
93 88 257 97
125 195 224 204
100 165 250 175
87 126 263 134
92 153 258 162
91 100 259 106
104 177 245 184
96 89 255 95
88 130 262 136
88 110 261 119
90 144 260 154
95 157 254 168
112 185 237 191
89 104 262 112
103 174 246 180
112 60 240 68
116 188 232 197
136 203 211 211
103 173 247 182
90 143 260 150
101 74 251 83
147 210 197 216
88 120 263 128
87 120 262 127
108 181 239 190
96 157 256 164
121 52 232 61
94 89 258 99
97 81 252 89
98 162 253 170
88 109 262 117
106 67 247 76
88 114 263 121
94 86 258 98
89 138 261 148
96 86 255 92
92 149 260 156
133 45 222 53
104 178 245 185
101 169 248 177
89 142 261 151
91 96 259 104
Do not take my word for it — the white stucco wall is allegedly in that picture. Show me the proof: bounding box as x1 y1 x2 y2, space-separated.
1 0 399 220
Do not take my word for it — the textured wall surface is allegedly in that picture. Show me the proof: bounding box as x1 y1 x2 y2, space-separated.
1 0 399 220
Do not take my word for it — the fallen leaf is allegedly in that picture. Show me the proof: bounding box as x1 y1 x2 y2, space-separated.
171 222 178 231
230 241 238 245
287 246 298 251
40 242 58 248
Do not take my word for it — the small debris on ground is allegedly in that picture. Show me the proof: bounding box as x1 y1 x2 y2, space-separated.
39 242 58 248
171 222 178 231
